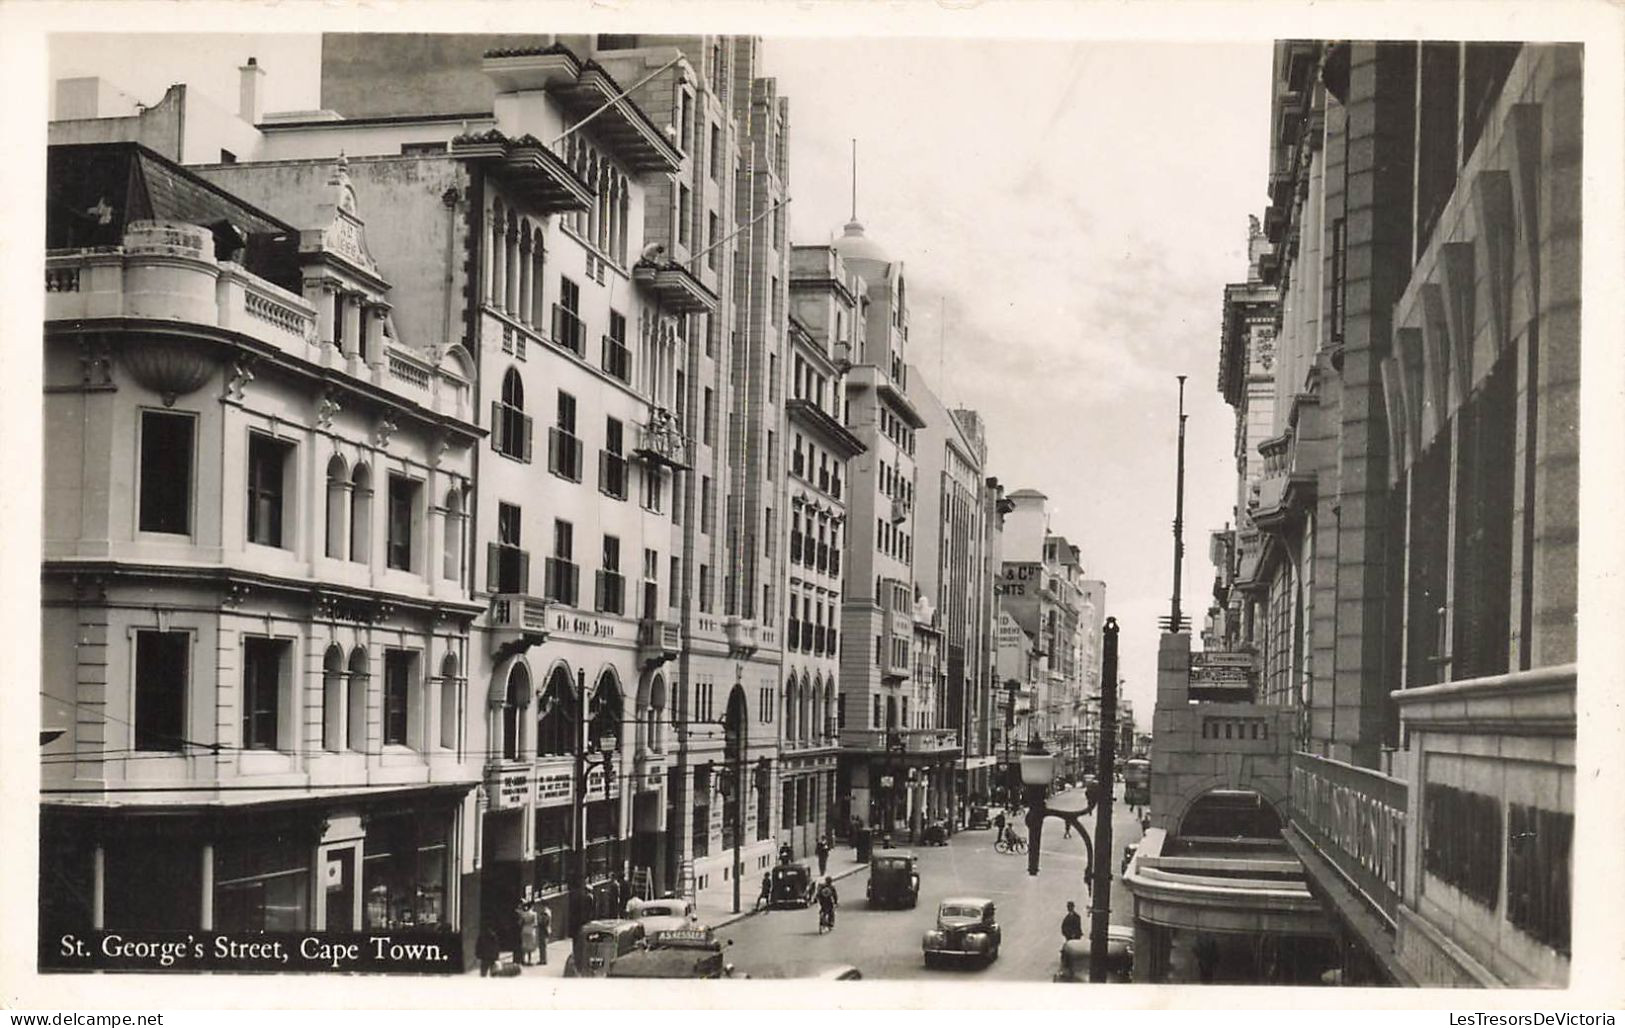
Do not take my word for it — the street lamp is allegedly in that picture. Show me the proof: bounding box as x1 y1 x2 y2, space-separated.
1022 616 1120 983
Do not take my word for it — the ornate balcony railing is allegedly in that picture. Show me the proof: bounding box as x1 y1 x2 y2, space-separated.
1287 751 1408 925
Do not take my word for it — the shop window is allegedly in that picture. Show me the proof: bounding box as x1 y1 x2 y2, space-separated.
133 630 188 751
139 410 193 535
105 841 201 930
216 831 310 932
537 667 578 757
534 808 571 895
363 813 450 930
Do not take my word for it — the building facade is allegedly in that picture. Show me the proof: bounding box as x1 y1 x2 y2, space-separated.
40 143 484 953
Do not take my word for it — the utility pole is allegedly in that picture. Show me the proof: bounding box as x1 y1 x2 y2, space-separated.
1163 376 1189 633
1088 616 1120 982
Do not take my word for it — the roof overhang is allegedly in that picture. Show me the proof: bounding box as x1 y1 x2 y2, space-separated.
450 131 593 215
551 63 683 174
786 398 865 459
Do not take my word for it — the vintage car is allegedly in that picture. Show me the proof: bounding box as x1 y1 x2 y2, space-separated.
967 805 992 830
629 895 701 936
921 897 1001 967
571 918 646 978
1054 925 1135 982
768 862 816 909
867 851 921 908
608 926 742 979
919 820 949 846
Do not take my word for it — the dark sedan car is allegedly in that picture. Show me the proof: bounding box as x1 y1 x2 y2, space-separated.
922 897 1001 968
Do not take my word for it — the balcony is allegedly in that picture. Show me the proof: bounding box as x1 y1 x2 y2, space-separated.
449 128 591 215
488 593 548 660
1248 430 1316 531
633 405 688 470
889 494 911 523
1284 751 1408 928
637 618 680 670
723 616 759 659
486 543 530 595
631 259 718 314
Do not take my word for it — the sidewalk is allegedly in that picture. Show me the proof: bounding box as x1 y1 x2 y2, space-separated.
467 852 870 977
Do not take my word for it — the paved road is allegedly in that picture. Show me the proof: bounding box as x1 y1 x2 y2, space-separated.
723 785 1149 981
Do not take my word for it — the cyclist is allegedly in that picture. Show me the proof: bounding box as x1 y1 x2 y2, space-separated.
815 876 839 932
1002 822 1022 851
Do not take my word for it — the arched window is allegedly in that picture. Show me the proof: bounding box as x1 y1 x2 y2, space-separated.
589 671 623 753
886 695 898 730
443 487 464 582
504 218 519 314
439 652 460 751
723 686 747 767
517 221 533 325
350 464 372 564
536 666 578 757
648 675 666 753
322 644 345 752
824 682 835 741
799 676 812 743
502 662 528 761
346 647 369 752
496 368 530 461
325 456 348 559
783 677 797 743
530 227 546 323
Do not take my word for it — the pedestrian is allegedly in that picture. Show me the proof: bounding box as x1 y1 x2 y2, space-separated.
1141 812 1152 836
535 900 552 965
612 869 630 916
993 809 1006 846
476 926 501 977
1061 900 1084 942
516 901 540 966
815 834 831 876
1062 816 1073 839
755 872 772 913
778 840 794 865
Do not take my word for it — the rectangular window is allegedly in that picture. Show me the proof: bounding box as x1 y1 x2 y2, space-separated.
643 548 660 617
386 476 420 571
598 534 624 614
246 434 292 548
547 519 578 606
702 388 715 447
490 502 529 593
707 212 719 271
242 637 286 750
698 564 712 613
383 650 414 747
602 309 630 382
678 185 692 247
553 276 584 355
600 416 627 500
700 476 714 535
550 391 582 481
139 411 193 535
709 124 721 180
134 630 188 751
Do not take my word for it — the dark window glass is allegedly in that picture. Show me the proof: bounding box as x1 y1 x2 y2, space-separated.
134 630 188 751
387 476 418 571
242 637 285 749
384 650 413 746
246 435 290 547
139 411 193 534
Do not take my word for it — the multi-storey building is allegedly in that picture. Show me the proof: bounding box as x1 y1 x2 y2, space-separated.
1133 41 1580 988
40 142 484 952
783 250 867 854
971 476 1013 802
820 218 926 835
1211 217 1281 659
911 373 992 829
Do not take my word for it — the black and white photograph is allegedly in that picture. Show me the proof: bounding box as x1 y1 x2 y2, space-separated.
3 0 1622 1014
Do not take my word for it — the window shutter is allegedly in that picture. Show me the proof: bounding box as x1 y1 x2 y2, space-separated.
522 414 534 463
516 549 531 594
490 401 504 453
487 542 501 592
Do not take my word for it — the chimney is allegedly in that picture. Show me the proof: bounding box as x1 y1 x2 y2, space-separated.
238 57 265 124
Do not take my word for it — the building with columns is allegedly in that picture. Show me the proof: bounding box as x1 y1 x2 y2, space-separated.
40 142 483 950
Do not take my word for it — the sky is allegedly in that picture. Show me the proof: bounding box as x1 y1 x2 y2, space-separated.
45 30 1273 721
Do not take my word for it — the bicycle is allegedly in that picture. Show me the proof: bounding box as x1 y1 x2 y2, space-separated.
994 834 1027 854
818 903 836 933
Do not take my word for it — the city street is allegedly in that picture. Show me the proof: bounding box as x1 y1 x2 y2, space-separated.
726 785 1148 980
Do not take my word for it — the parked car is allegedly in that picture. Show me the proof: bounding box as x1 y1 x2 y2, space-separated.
967 805 992 830
769 862 816 909
922 897 1001 968
630 896 701 936
570 918 646 978
1054 925 1135 982
608 926 742 979
866 851 920 908
919 820 949 846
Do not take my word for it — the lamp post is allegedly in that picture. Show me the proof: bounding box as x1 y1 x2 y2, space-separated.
1021 616 1120 983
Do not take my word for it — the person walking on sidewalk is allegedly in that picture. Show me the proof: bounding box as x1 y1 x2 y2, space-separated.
815 834 831 876
476 927 501 977
536 901 552 965
754 872 772 913
516 901 540 966
1060 900 1084 942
